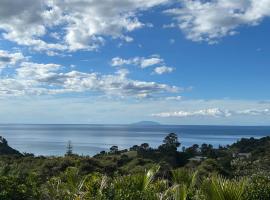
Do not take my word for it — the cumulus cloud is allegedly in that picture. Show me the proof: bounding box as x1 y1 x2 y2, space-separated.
164 0 270 43
0 0 170 53
0 0 67 53
0 58 180 98
17 62 61 80
152 108 270 118
111 55 164 68
111 55 176 75
154 66 174 74
1 0 270 51
0 50 24 69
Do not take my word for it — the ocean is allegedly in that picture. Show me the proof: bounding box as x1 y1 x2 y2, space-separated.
0 124 269 156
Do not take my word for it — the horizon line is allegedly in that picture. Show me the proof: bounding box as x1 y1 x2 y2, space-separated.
0 123 270 127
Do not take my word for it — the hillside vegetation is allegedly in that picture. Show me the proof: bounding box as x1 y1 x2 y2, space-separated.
0 134 269 200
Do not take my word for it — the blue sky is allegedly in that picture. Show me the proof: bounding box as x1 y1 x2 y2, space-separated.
0 0 270 125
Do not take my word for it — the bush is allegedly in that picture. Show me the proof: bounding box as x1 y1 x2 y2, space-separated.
244 173 270 200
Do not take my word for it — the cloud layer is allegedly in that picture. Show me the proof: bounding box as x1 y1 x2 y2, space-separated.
0 50 24 69
0 50 179 98
0 0 170 53
152 108 270 118
165 0 270 43
1 0 270 53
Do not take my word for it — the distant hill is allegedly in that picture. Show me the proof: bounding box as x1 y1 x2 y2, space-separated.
131 121 161 126
0 136 21 156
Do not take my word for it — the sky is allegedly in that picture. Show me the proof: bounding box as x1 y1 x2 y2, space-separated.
0 0 270 125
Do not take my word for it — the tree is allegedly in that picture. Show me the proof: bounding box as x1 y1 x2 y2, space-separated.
130 145 139 151
201 143 215 157
140 143 150 150
163 133 180 147
0 136 8 146
110 145 118 154
65 140 73 156
185 144 199 156
159 133 180 152
99 151 106 155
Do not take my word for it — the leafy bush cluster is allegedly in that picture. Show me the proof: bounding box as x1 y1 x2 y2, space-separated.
1 166 268 200
0 134 270 199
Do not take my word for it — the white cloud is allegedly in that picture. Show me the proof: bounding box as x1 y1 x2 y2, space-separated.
237 108 270 116
111 57 134 66
165 96 182 101
152 108 232 118
0 58 180 98
162 23 176 28
111 56 176 75
164 0 270 43
152 107 270 118
17 62 61 80
154 66 174 74
0 0 170 53
0 50 24 69
0 0 67 53
140 57 164 68
111 55 164 68
1 0 270 51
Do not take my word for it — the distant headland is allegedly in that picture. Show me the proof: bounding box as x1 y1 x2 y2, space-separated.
130 121 161 126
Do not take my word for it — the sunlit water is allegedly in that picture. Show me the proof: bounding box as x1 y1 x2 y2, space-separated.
0 124 269 156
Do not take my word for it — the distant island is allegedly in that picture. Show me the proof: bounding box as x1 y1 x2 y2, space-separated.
130 121 161 126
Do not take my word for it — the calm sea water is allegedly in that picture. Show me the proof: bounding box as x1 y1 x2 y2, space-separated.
0 124 269 156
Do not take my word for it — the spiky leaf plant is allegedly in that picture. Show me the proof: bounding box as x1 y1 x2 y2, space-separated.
201 175 247 200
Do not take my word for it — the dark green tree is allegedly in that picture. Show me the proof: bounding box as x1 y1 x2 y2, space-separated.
159 133 180 152
110 145 118 154
65 140 73 156
140 143 150 150
0 136 7 146
201 143 215 157
130 145 139 151
185 144 199 156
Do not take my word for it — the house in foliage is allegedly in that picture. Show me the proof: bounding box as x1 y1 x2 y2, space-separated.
232 152 251 159
188 156 207 162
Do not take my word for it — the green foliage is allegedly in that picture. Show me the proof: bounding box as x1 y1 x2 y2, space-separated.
109 146 118 154
172 168 197 187
173 184 188 200
65 141 73 156
42 165 163 200
197 159 227 177
0 135 270 199
230 136 270 157
201 175 247 200
159 133 181 152
112 174 157 200
171 168 200 200
0 174 40 200
244 173 270 200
